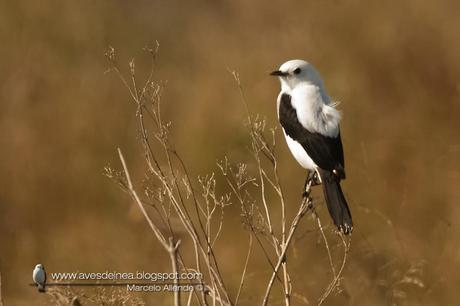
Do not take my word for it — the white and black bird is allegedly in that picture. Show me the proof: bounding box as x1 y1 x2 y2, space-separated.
271 59 353 234
32 263 47 292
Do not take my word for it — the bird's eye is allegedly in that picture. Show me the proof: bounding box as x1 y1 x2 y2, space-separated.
293 68 301 74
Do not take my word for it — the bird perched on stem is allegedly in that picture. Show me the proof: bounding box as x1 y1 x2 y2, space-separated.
271 59 353 234
32 263 47 292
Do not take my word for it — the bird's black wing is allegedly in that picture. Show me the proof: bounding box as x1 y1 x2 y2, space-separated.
278 93 345 177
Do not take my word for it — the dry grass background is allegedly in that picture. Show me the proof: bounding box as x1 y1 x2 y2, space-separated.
0 0 459 305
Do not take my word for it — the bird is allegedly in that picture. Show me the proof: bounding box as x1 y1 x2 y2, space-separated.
270 59 353 234
32 263 47 292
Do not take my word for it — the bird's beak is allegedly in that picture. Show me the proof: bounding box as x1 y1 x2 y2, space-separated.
270 70 288 77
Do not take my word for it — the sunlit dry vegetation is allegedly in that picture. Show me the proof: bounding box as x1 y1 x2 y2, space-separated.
1 0 459 305
100 46 352 305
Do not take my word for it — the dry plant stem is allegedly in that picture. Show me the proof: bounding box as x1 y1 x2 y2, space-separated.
262 180 313 306
174 155 212 306
317 234 351 306
230 70 292 302
151 86 229 303
118 148 168 247
118 148 181 306
168 237 182 306
124 63 227 304
157 123 224 302
165 150 230 304
192 243 208 306
235 234 253 305
137 110 207 305
187 290 194 306
147 129 207 305
259 163 292 303
317 216 337 278
253 156 284 281
256 154 291 306
273 160 291 306
109 48 233 306
309 202 351 306
218 164 283 286
161 160 226 304
160 150 220 303
113 52 355 306
130 70 214 304
120 142 210 306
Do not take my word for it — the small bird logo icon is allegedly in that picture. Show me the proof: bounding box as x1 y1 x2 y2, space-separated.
32 264 47 292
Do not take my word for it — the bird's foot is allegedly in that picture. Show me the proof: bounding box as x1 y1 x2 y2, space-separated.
302 171 321 198
309 171 321 186
301 190 308 198
337 224 353 235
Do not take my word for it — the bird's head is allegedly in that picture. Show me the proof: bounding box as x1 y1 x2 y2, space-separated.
35 264 44 270
270 59 324 91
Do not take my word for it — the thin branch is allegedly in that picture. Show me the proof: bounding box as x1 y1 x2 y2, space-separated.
118 148 168 248
235 234 253 305
218 162 283 285
317 234 351 306
168 237 182 306
262 180 313 306
317 215 337 278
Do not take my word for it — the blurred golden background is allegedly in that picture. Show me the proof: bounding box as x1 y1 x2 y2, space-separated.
1 0 459 305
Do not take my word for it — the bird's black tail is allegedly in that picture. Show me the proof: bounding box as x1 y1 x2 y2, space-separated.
318 170 353 234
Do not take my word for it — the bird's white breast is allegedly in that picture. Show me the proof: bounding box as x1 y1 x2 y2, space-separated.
290 84 341 138
283 132 317 170
33 268 45 283
277 82 341 171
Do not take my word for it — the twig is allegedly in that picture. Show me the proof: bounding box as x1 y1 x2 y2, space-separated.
218 161 281 280
317 234 351 306
168 237 182 306
118 148 168 247
235 234 253 305
317 216 336 278
111 49 233 306
119 149 184 305
230 69 292 303
262 180 313 306
111 53 354 306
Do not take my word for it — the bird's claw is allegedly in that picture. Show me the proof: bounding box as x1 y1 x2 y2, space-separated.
337 224 353 235
309 171 321 186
